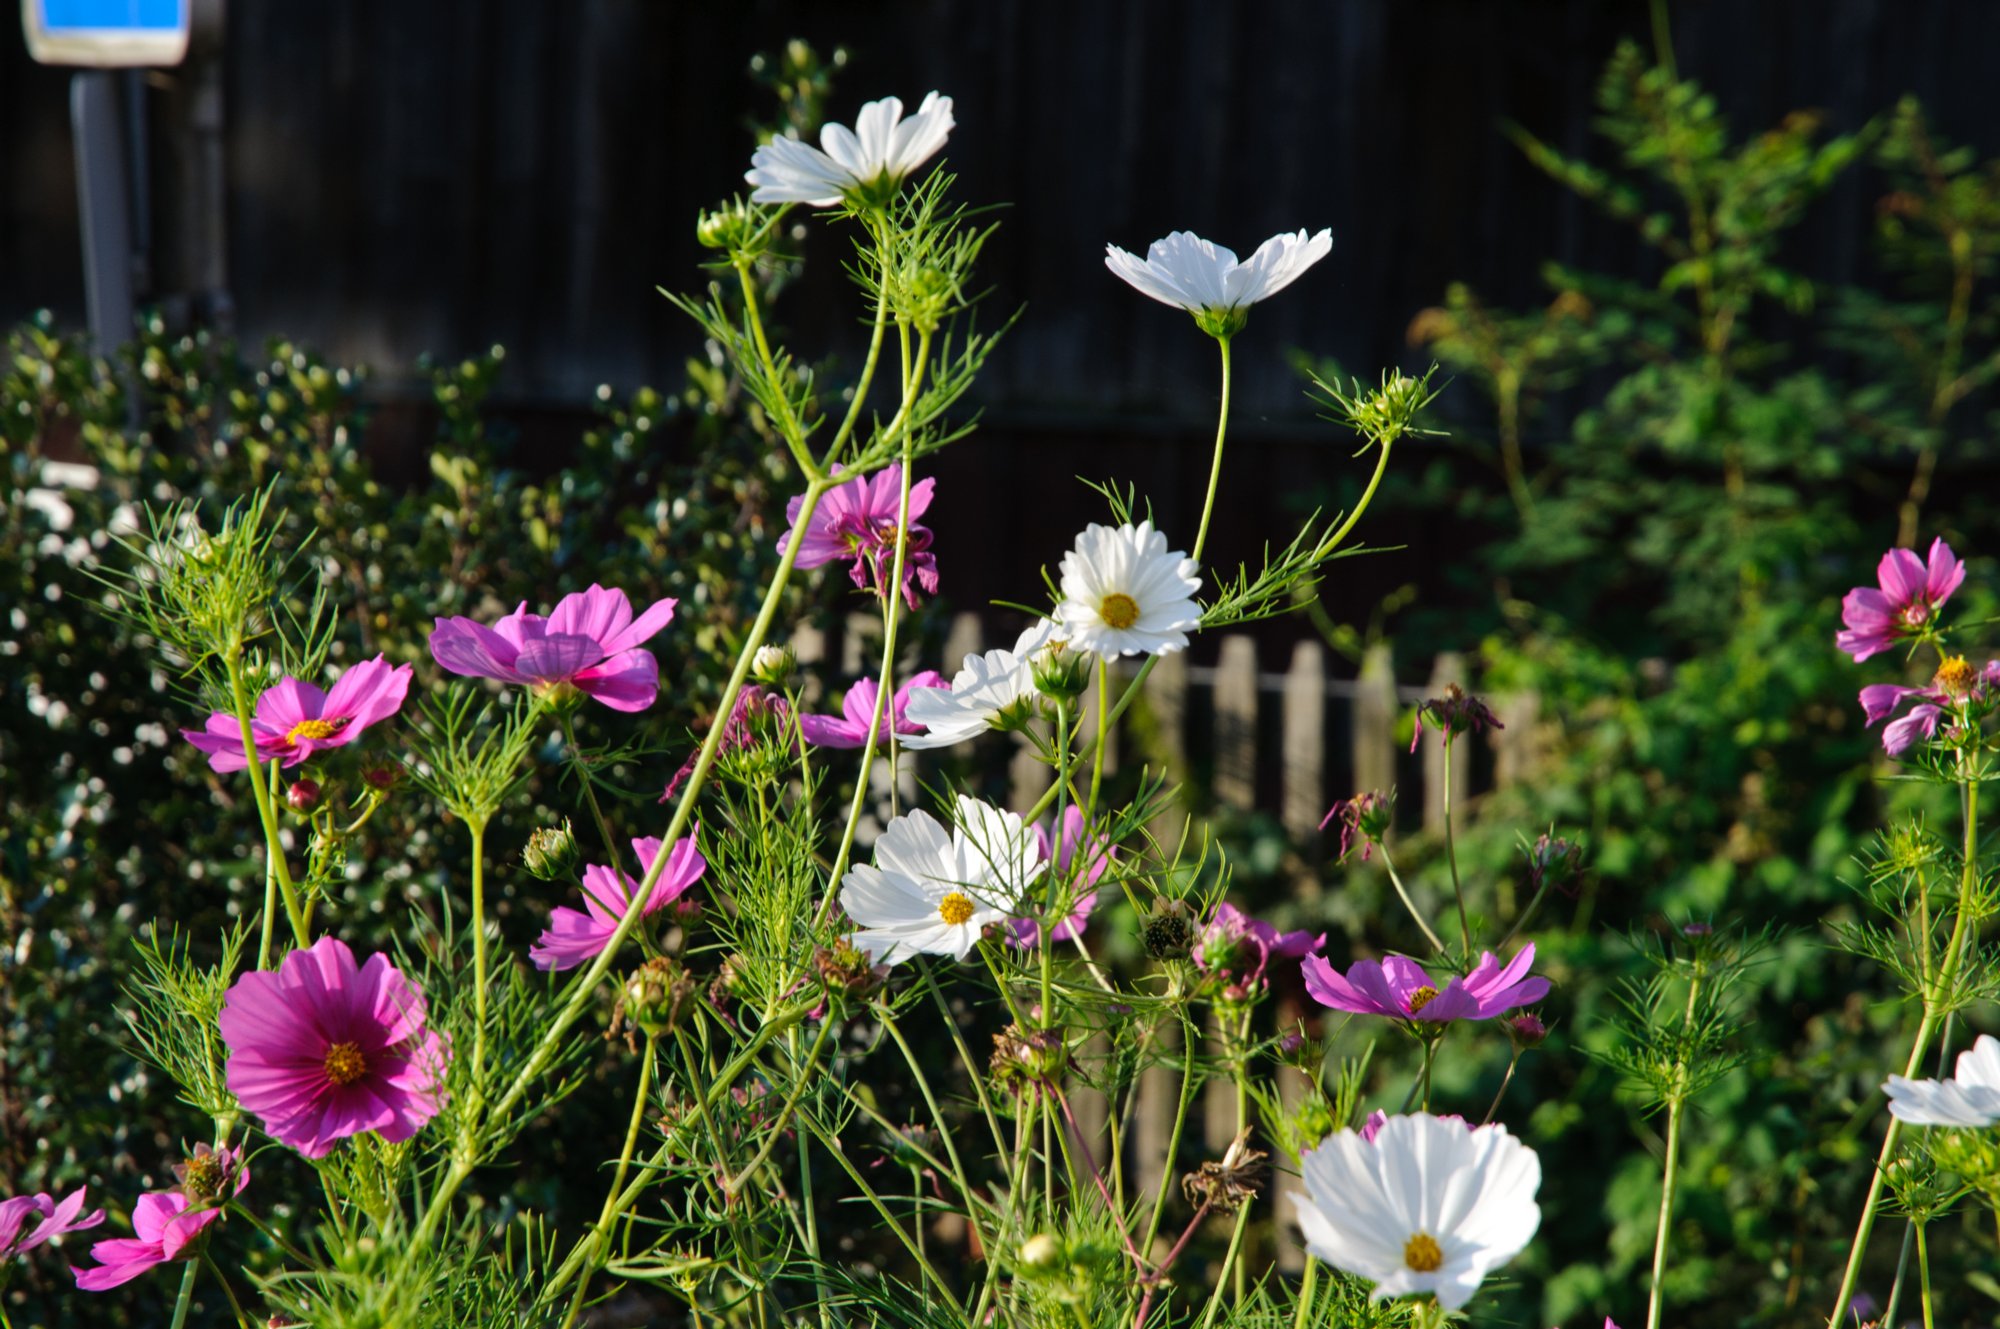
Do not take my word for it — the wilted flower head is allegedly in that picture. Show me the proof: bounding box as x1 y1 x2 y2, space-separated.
1410 683 1503 752
1303 945 1550 1025
1183 1130 1267 1214
780 464 938 608
799 671 946 749
814 936 890 1004
1837 538 1964 662
0 1187 102 1262
990 1022 1068 1095
429 585 678 713
661 686 793 803
1142 898 1197 961
1322 790 1393 862
746 91 955 208
219 937 448 1159
1105 229 1333 339
617 956 697 1038
182 656 412 772
1196 902 1324 994
171 1143 246 1206
1294 1112 1540 1311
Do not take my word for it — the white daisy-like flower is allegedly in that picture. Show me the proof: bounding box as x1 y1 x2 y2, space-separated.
841 795 1045 964
901 621 1058 750
1054 520 1202 658
1105 229 1332 334
745 92 956 208
1293 1112 1542 1312
1885 1033 2000 1127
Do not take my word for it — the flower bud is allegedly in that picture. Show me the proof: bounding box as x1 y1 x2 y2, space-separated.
1507 1013 1548 1049
751 643 797 689
621 956 696 1036
285 778 321 812
1018 1233 1062 1272
990 1023 1068 1094
814 937 887 1003
1142 898 1195 961
696 198 768 254
522 822 580 882
360 760 401 791
1030 639 1092 704
1526 832 1584 897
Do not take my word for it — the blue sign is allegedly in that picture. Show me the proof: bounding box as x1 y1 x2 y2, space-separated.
22 0 189 65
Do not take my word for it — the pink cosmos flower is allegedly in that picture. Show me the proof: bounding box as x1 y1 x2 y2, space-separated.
181 656 412 772
72 1153 248 1292
429 585 677 713
530 833 707 972
219 937 449 1159
1008 807 1114 947
1838 538 1965 661
1858 656 1998 755
1302 944 1550 1022
1196 902 1325 990
0 1187 102 1262
799 671 947 749
779 463 939 608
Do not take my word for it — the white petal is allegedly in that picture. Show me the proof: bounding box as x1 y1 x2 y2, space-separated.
1226 228 1332 305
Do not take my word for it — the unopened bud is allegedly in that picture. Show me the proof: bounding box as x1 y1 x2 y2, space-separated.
1030 639 1091 703
1508 1013 1547 1049
622 956 696 1036
285 779 321 812
696 198 768 255
1018 1233 1062 1272
522 822 580 882
360 760 401 791
751 643 797 689
1526 832 1584 897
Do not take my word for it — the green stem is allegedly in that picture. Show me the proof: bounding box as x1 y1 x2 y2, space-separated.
199 1254 251 1329
1374 845 1450 956
1441 733 1470 956
227 653 308 948
1140 1015 1201 1258
1197 1206 1252 1329
257 761 281 969
1191 336 1234 565
560 1032 657 1329
1646 1095 1684 1329
733 258 818 478
797 1109 961 1304
469 820 490 1088
1915 1220 1935 1329
878 1008 987 1261
168 1259 200 1329
559 713 620 867
1292 1258 1318 1329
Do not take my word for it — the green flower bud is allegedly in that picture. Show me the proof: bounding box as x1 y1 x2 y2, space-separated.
1030 639 1091 704
751 643 798 689
621 956 696 1037
522 822 580 882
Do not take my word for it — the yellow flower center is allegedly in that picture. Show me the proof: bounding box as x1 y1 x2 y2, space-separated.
1099 592 1140 630
287 717 341 745
1406 985 1439 1014
1934 655 1978 697
323 1041 368 1087
1403 1232 1443 1272
938 892 976 926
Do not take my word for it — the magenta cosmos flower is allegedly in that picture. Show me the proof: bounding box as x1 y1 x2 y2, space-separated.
1 1187 101 1263
1860 656 1998 755
1196 902 1325 990
73 1151 248 1291
1838 538 1965 661
182 656 411 773
779 463 939 608
429 584 677 713
799 671 946 748
1008 806 1115 947
530 833 707 972
1303 944 1549 1022
219 937 449 1159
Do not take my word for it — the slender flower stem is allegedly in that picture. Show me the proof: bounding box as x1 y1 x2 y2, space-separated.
797 1109 961 1304
558 713 620 867
1191 335 1234 565
733 258 817 478
1440 732 1471 956
1197 1205 1252 1329
1915 1219 1935 1329
877 1008 986 1260
199 1254 251 1329
1292 1257 1318 1329
560 1032 658 1329
469 820 490 1089
227 653 308 948
1140 1014 1201 1259
1482 1051 1522 1125
1374 845 1450 956
1646 1095 1685 1329
257 762 281 968
167 1260 200 1329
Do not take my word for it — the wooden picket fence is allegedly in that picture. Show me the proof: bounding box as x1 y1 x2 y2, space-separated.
794 611 1541 1271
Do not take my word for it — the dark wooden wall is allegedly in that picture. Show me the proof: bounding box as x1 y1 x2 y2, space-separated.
5 0 1999 643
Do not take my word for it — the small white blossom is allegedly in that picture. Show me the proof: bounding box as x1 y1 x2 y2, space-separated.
901 621 1057 749
746 92 955 207
1886 1034 2000 1128
1293 1113 1541 1312
841 795 1045 964
1054 521 1201 658
1105 229 1331 329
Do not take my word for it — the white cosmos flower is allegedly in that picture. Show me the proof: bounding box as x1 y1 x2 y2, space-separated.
1886 1034 2000 1127
1055 520 1201 657
746 92 956 207
1105 229 1332 329
901 621 1058 750
1293 1113 1541 1312
841 795 1045 964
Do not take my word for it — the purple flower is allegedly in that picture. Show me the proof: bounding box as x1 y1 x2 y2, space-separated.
429 585 677 713
1008 807 1114 947
779 464 939 608
1858 656 1996 755
530 833 707 972
182 656 412 772
1838 538 1964 661
660 686 792 804
1302 944 1550 1022
1196 902 1325 991
219 937 449 1159
799 671 947 749
0 1187 102 1262
72 1158 248 1292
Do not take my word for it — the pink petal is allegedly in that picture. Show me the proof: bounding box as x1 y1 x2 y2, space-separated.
1924 537 1965 605
514 633 609 683
600 595 678 655
254 677 326 732
1877 547 1928 606
429 616 528 681
573 649 660 712
321 657 413 730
